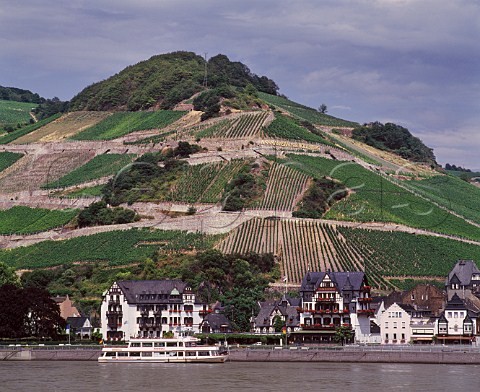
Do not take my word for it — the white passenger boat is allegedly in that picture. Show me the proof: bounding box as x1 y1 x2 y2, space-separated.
98 336 228 363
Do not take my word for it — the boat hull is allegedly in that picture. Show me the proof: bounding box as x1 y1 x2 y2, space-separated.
98 356 227 363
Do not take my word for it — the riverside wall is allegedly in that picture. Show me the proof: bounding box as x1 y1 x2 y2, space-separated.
3 346 480 364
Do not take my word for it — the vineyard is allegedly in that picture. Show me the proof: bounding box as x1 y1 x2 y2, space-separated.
218 217 480 289
258 92 359 128
401 174 480 225
13 111 112 143
168 160 247 203
0 150 96 193
0 99 37 127
72 110 186 140
0 228 221 269
263 113 335 146
194 111 270 139
283 154 480 241
42 153 135 189
0 151 23 174
0 206 78 235
0 114 62 144
255 162 309 211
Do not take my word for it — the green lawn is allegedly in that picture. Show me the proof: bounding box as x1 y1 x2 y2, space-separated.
0 99 37 127
72 111 186 140
283 154 480 241
42 154 135 189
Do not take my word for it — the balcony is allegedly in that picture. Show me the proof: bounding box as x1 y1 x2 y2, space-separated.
316 297 335 302
106 311 123 316
316 287 336 292
301 324 337 330
357 309 375 316
108 299 120 305
358 297 372 303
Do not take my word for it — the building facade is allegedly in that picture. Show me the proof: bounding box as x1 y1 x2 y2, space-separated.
100 280 209 341
292 271 373 344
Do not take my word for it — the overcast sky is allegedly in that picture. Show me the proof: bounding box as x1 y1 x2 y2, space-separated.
1 0 479 169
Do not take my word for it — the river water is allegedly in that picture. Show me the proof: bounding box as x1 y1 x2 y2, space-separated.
1 361 478 392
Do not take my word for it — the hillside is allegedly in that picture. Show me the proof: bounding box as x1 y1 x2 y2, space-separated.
0 51 479 307
70 51 278 111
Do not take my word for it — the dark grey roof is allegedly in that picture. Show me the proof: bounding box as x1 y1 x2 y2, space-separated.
66 316 90 329
445 293 466 310
398 303 415 313
116 280 194 304
300 271 366 292
446 260 480 286
254 297 300 327
201 313 231 330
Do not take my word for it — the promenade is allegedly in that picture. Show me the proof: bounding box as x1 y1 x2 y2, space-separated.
3 345 480 364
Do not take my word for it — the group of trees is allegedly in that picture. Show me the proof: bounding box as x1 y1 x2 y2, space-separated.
77 201 138 227
293 177 348 219
0 86 44 104
0 262 65 339
70 51 279 112
352 122 437 165
444 163 471 172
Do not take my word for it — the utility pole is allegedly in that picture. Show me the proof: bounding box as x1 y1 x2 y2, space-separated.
203 52 208 88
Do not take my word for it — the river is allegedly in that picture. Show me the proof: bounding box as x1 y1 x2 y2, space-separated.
1 361 478 392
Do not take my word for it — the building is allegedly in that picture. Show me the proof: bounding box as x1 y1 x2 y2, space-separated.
52 295 80 320
446 260 480 301
380 303 413 344
100 280 209 341
199 312 232 334
66 316 93 340
253 294 301 334
292 271 373 344
437 293 479 344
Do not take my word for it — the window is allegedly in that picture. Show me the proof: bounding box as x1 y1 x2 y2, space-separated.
393 322 397 329
401 333 405 340
385 333 389 339
401 322 405 329
385 322 389 329
454 312 458 318
393 333 397 340
447 312 452 318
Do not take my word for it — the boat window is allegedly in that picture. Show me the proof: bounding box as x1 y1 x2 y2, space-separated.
167 351 177 357
142 342 153 347
178 342 184 347
186 352 196 356
153 352 165 357
142 352 152 357
106 352 116 357
154 342 165 347
198 351 210 356
177 352 184 357
166 342 177 347
118 352 128 357
130 342 141 347
129 352 140 357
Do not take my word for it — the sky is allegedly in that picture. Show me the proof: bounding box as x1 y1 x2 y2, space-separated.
1 0 479 169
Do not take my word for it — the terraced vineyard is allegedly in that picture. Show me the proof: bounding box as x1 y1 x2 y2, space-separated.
0 114 61 144
283 154 480 241
0 150 96 192
258 92 358 128
72 110 185 140
13 111 112 143
168 160 247 203
0 99 37 127
218 217 480 288
0 206 78 235
0 151 23 173
0 228 221 269
401 174 480 225
263 113 336 146
256 162 309 211
42 153 135 189
195 111 270 139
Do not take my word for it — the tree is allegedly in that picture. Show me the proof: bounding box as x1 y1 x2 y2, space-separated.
334 325 353 345
0 262 20 286
318 104 328 114
272 315 284 332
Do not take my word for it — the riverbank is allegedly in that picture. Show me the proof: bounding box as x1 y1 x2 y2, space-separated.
3 345 480 364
